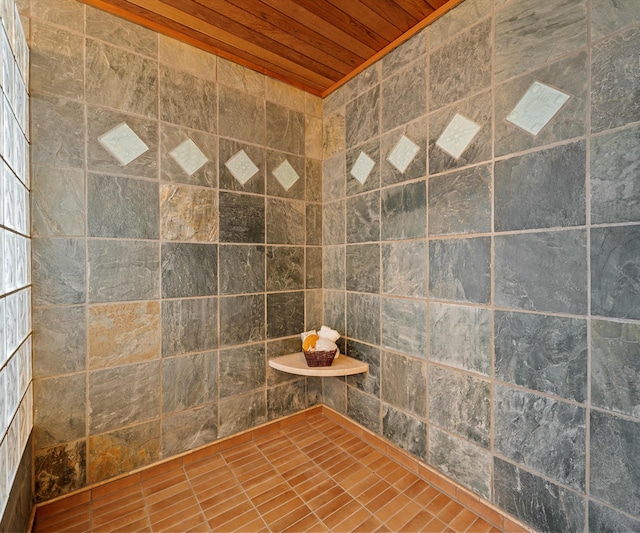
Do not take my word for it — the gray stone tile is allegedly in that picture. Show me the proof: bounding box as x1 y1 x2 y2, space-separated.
430 20 491 110
347 388 380 434
592 0 640 41
323 200 345 246
591 225 640 320
323 111 345 160
161 405 218 457
592 26 640 133
218 138 264 194
160 183 217 242
382 404 426 460
160 124 217 187
430 303 491 376
428 164 491 236
495 142 586 231
34 441 86 502
160 66 216 133
381 241 427 298
495 230 588 314
495 0 586 82
219 294 264 347
306 377 323 407
219 245 265 295
266 151 305 200
306 290 323 333
429 0 491 50
324 377 346 414
87 106 158 179
34 375 86 450
346 86 379 148
161 298 217 357
346 191 380 243
381 351 426 417
31 166 84 237
267 198 305 245
429 90 492 175
382 297 427 359
218 391 266 438
346 243 380 294
429 366 490 447
323 245 345 290
381 181 427 240
429 236 491 304
494 458 585 533
324 291 345 337
218 86 265 145
429 426 491 499
268 379 306 420
86 5 157 57
306 159 322 203
31 0 84 31
346 340 380 397
494 384 586 490
306 204 322 246
31 95 84 169
495 53 587 157
32 238 85 306
266 246 304 291
592 319 640 418
219 343 265 398
347 293 380 345
306 247 322 289
162 351 217 414
266 102 304 155
161 243 217 298
382 59 427 132
219 192 265 244
346 139 380 196
342 63 380 102
590 410 640 517
591 126 640 224
86 40 157 118
381 118 427 186
267 337 302 387
588 500 640 533
33 306 86 378
88 362 160 434
88 174 159 239
322 154 345 203
495 311 587 402
267 292 304 339
382 31 426 78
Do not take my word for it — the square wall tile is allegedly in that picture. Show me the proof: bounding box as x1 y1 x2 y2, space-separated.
266 198 305 245
218 86 265 145
219 192 265 244
346 340 380 397
267 152 304 199
161 243 217 299
346 86 379 149
267 292 304 339
346 190 380 244
347 388 380 434
381 350 426 417
382 404 426 460
267 246 304 291
219 344 265 398
219 391 266 438
160 183 217 242
162 405 217 457
268 380 306 420
32 238 85 306
346 243 379 294
161 298 217 357
381 240 427 298
382 297 427 359
381 181 426 241
160 124 217 187
160 66 216 133
219 139 264 193
382 59 426 132
219 294 264 347
219 245 265 295
347 293 379 345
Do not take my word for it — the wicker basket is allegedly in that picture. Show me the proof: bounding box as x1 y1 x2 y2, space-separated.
303 349 337 367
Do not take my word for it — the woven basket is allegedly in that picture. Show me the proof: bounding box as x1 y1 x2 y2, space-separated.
303 349 337 367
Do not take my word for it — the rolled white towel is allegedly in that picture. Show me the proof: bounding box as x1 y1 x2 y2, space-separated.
318 325 340 342
300 330 317 342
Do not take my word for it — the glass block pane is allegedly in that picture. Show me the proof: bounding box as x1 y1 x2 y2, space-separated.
3 230 15 292
17 288 29 346
0 229 3 295
6 415 19 485
2 30 13 109
4 291 16 356
15 234 27 288
18 384 30 453
0 298 5 367
0 368 6 436
5 352 18 422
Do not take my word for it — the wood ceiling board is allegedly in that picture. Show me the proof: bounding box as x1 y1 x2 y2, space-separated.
393 0 436 20
354 0 422 33
325 0 405 40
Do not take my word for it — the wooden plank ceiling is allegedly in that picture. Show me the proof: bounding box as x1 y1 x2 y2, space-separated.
80 0 464 96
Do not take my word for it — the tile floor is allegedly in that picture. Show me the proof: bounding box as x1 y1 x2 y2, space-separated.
33 414 507 532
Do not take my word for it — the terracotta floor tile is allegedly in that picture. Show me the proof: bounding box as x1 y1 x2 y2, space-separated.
438 501 465 525
235 517 269 533
306 484 346 511
425 493 454 515
92 485 143 511
299 477 339 504
249 481 291 507
467 517 494 533
205 499 254 528
191 477 240 503
35 502 92 532
151 504 207 533
324 455 357 477
201 490 249 517
261 496 306 524
184 456 227 479
35 508 92 533
313 491 353 521
356 478 391 506
148 496 200 526
210 507 259 532
404 478 431 499
295 471 332 496
110 515 152 533
414 485 443 507
375 493 412 523
364 485 400 513
283 512 325 533
399 509 434 532
36 492 92 522
235 462 275 484
94 508 149 532
255 489 297 515
323 498 365 530
359 449 386 467
375 523 393 532
244 473 286 499
450 508 480 533
266 503 312 531
92 495 147 529
145 485 193 514
346 472 382 499
384 500 422 531
353 515 383 533
422 516 448 532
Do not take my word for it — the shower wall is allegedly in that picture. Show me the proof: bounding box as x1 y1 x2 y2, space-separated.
320 0 640 531
28 0 323 502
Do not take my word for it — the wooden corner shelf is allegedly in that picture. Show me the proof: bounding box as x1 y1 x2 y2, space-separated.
269 352 369 377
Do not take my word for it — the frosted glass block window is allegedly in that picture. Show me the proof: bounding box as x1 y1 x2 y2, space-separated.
0 437 7 515
1 32 13 109
6 418 19 485
4 354 17 422
0 368 5 435
3 230 16 292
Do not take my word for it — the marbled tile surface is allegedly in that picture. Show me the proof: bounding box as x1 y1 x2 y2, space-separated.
162 404 218 457
32 238 85 305
87 5 157 57
429 366 491 447
161 297 217 357
306 247 322 289
266 246 304 291
323 200 345 246
591 0 640 40
342 62 380 103
306 290 323 332
495 311 587 402
306 203 322 246
34 441 86 502
32 166 85 237
323 245 345 290
346 138 380 196
88 174 159 239
218 391 266 438
381 118 427 186
267 337 302 387
494 141 586 231
160 125 217 187
346 86 379 149
268 379 306 420
590 410 640 516
588 500 640 533
266 198 305 245
267 291 304 339
324 290 346 337
306 115 323 160
430 0 491 50
219 294 264 346
381 240 427 298
160 184 218 242
161 243 217 298
381 181 426 240
161 351 217 413
219 245 265 295
591 125 640 224
347 293 380 345
429 303 491 376
381 350 426 417
160 66 216 133
382 59 426 132
382 30 426 78
159 36 217 82
494 384 586 490
323 111 345 159
346 340 380 397
429 236 491 304
218 138 263 194
382 404 426 460
382 298 427 358
428 164 491 236
217 57 263 96
495 230 587 314
218 86 265 145
495 0 586 82
218 192 265 244
346 243 380 293
592 320 640 418
323 154 346 203
494 458 585 533
324 376 347 414
306 376 323 407
429 426 491 499
219 343 265 398
306 158 323 204
266 102 304 155
591 225 640 320
347 191 380 243
347 387 380 434
32 0 84 31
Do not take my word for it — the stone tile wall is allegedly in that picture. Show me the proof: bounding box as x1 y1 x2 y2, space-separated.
27 0 323 503
321 0 640 531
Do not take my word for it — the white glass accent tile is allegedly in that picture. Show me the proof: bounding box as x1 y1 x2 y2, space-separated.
16 288 28 346
5 291 17 357
169 138 209 176
3 230 15 293
350 151 375 185
506 81 571 136
2 31 13 110
225 149 259 185
436 113 481 159
5 352 17 420
98 122 149 166
15 235 27 289
0 298 5 366
387 134 420 173
17 339 30 398
19 384 32 454
3 99 13 172
272 159 300 191
6 415 19 485
0 368 6 435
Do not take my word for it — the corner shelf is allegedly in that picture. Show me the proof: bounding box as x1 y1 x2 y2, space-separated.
269 352 369 377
